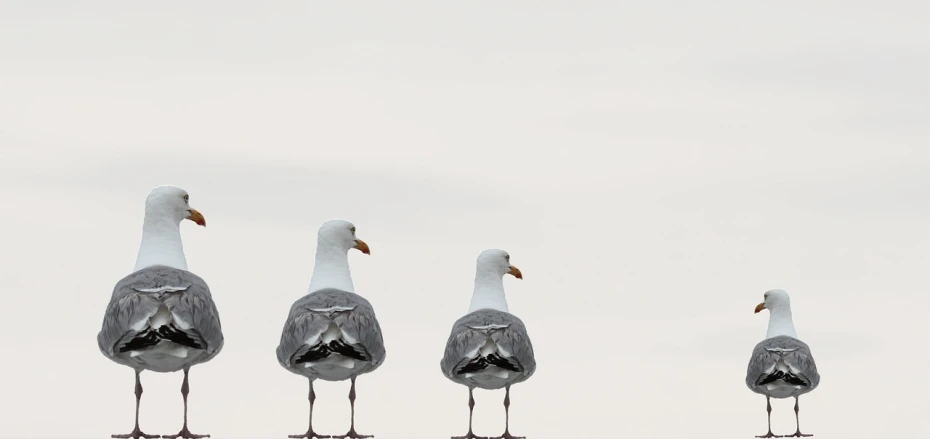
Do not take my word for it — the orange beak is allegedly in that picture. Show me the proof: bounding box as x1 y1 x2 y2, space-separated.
186 208 206 227
354 239 370 255
754 302 766 314
508 265 523 279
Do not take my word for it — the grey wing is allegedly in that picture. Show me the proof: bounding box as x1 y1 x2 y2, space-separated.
335 297 386 366
746 336 820 390
745 345 773 390
276 298 331 368
276 290 386 368
441 310 535 379
785 343 820 389
163 272 224 359
441 319 486 377
97 275 162 357
493 315 536 378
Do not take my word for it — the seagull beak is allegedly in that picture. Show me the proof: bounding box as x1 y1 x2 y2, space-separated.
754 302 766 314
186 208 206 227
354 239 370 255
508 265 523 279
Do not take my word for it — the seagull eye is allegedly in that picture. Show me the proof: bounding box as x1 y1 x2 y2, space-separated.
183 195 189 202
505 255 510 261
350 227 356 233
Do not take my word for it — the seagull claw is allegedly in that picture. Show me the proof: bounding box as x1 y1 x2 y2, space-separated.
332 429 373 439
111 428 160 439
288 432 332 439
161 428 209 439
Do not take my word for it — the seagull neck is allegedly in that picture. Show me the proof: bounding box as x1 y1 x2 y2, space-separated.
765 306 798 339
468 271 509 313
134 214 187 271
308 245 354 294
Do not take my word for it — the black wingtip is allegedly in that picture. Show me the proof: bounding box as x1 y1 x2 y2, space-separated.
119 330 160 353
328 340 370 362
486 354 521 372
156 325 204 350
456 358 490 375
756 370 809 387
295 344 331 364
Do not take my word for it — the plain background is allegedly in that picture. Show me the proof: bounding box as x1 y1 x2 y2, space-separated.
1 1 928 438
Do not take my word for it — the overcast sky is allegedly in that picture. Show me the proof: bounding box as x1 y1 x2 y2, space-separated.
1 1 928 438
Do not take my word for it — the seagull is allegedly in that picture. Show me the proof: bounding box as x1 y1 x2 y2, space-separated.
441 249 536 439
97 186 224 439
745 289 820 438
276 219 385 439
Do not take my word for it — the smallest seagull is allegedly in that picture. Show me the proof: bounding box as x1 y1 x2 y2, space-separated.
441 249 536 439
745 289 820 438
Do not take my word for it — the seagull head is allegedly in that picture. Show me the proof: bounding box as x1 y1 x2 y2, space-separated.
317 219 370 255
476 248 522 280
144 185 205 227
755 288 791 314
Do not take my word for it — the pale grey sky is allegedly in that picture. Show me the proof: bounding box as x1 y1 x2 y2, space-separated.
1 1 928 438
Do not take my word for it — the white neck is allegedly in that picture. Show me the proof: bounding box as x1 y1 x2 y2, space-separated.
308 244 354 294
134 213 187 271
765 306 798 339
468 270 509 313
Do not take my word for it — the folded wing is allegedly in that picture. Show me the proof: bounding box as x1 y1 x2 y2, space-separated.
746 335 820 394
441 309 536 385
277 288 385 372
97 266 224 369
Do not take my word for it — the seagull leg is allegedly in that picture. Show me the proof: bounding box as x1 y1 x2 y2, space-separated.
490 385 523 439
332 377 373 439
112 370 160 439
755 396 783 438
452 387 488 439
290 379 331 439
784 397 813 437
163 367 210 439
